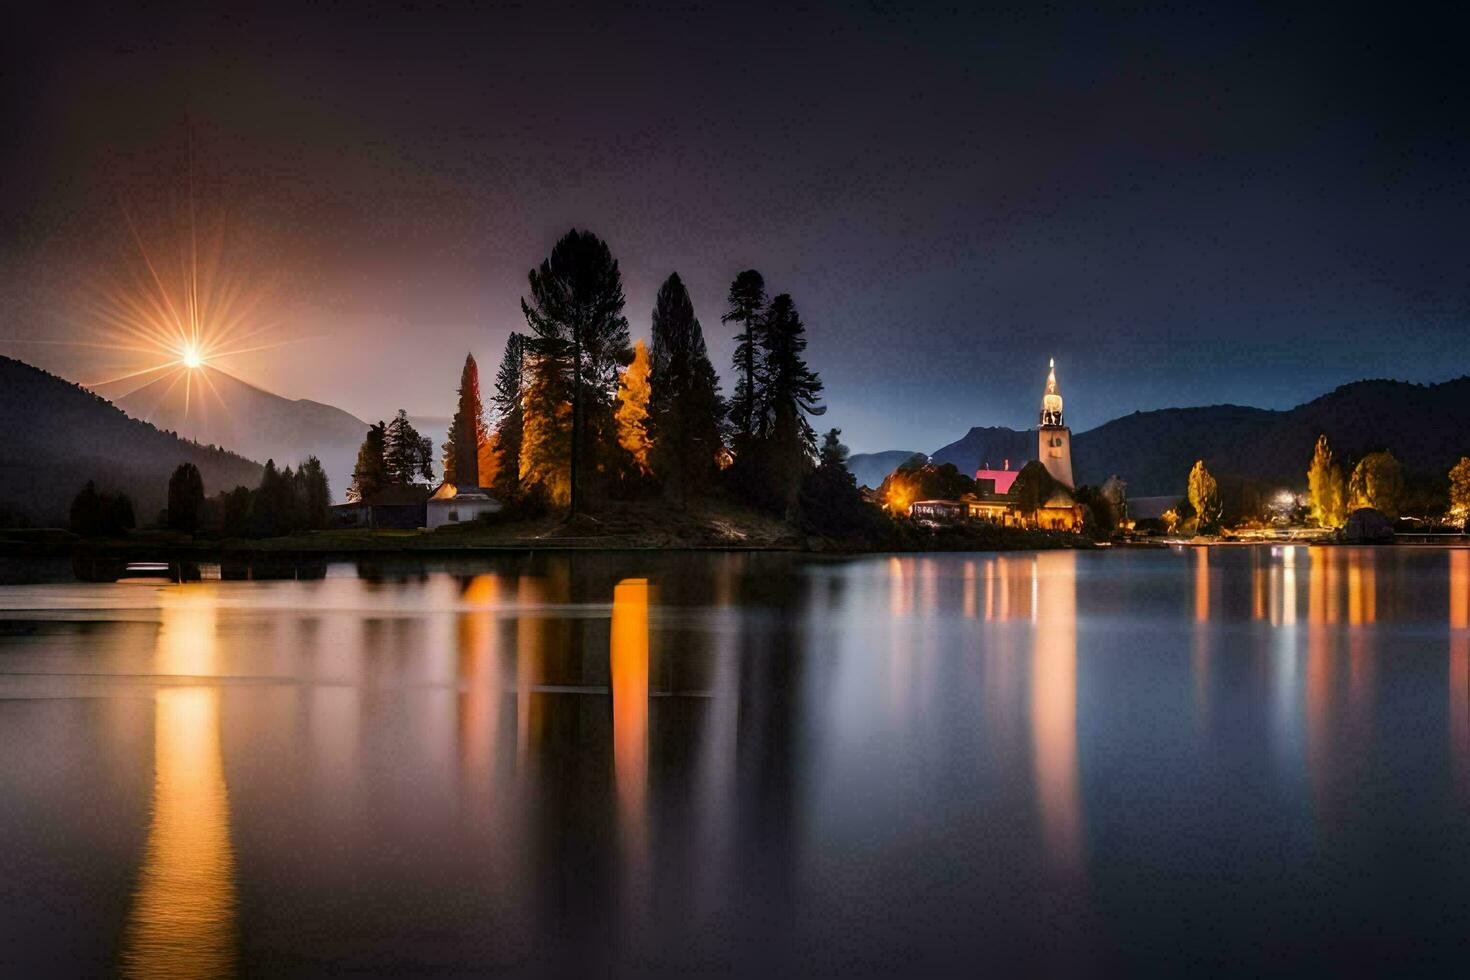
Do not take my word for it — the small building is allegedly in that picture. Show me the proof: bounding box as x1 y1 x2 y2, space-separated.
961 492 1013 524
332 484 431 529
427 482 502 529
1035 488 1083 531
909 499 967 524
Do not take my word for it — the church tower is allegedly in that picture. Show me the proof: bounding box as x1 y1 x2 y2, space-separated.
1037 358 1074 488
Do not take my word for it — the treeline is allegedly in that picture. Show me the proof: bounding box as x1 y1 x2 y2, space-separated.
417 228 876 538
67 456 331 538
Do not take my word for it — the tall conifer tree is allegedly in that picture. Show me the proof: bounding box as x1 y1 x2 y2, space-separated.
650 272 724 504
444 353 487 488
722 270 767 443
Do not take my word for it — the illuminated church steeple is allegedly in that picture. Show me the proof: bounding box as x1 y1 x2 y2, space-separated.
1040 357 1064 427
1037 358 1074 488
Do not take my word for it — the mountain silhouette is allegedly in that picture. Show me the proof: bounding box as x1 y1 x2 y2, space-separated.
116 364 369 500
925 377 1470 496
0 355 263 526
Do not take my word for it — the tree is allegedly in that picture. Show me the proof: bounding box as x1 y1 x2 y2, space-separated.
490 332 528 496
1073 484 1116 540
723 269 768 443
649 272 725 505
1450 457 1470 527
166 462 205 533
519 352 573 506
757 293 826 514
1101 475 1128 526
349 422 390 502
221 485 253 537
615 339 653 475
819 428 849 469
879 461 976 516
1348 451 1405 518
520 229 630 515
295 455 332 530
385 410 434 485
444 354 488 488
1188 459 1222 534
252 459 296 537
69 481 135 537
1307 434 1348 527
1010 460 1059 526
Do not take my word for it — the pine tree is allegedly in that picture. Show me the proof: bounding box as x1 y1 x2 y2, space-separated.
349 422 389 502
519 352 573 506
444 354 488 488
649 272 725 505
520 229 630 515
615 339 653 474
759 293 826 513
385 410 434 485
296 455 332 529
167 462 205 533
722 270 767 443
491 332 528 496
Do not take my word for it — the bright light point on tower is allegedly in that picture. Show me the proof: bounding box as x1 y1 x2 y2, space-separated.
181 345 203 369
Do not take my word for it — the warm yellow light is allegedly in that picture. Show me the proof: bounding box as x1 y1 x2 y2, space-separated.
181 345 203 369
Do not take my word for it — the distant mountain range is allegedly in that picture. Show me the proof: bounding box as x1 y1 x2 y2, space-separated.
117 365 370 501
0 356 264 526
852 377 1470 497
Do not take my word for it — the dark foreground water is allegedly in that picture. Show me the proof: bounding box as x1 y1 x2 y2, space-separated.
1 546 1468 976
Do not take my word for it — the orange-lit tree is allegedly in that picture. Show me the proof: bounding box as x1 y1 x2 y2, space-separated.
443 353 488 488
490 332 528 497
615 339 653 475
1306 434 1347 527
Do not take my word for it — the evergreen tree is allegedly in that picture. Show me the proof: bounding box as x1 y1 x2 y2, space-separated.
818 428 848 468
519 351 573 505
520 229 630 515
385 410 434 485
798 428 884 542
722 270 767 442
1188 459 1222 534
222 485 253 537
252 459 297 537
69 481 135 537
167 462 205 533
296 455 332 530
349 422 390 502
443 354 488 487
759 293 826 513
1307 434 1347 527
491 332 528 496
649 272 725 504
615 339 653 475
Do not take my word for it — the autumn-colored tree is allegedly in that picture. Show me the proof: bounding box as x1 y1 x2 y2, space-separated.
1348 451 1404 518
1449 457 1470 526
444 353 488 488
615 339 653 474
1188 460 1222 534
519 352 572 506
1306 434 1347 527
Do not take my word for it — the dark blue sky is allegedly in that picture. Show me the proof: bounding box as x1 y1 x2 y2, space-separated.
3 2 1467 452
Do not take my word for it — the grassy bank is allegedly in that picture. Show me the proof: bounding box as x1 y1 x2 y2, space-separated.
0 500 1087 560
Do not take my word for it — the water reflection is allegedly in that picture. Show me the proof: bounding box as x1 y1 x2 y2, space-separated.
121 587 238 979
1031 552 1082 871
1452 551 1469 793
610 578 650 854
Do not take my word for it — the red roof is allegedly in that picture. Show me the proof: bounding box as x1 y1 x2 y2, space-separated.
974 468 1019 494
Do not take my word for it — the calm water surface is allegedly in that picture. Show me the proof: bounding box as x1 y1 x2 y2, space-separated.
1 547 1468 976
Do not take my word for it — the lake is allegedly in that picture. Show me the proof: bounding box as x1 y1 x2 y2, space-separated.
1 546 1468 975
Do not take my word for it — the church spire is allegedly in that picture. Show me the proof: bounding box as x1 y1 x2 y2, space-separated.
1040 358 1064 426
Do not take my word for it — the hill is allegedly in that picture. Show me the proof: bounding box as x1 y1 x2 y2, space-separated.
0 356 264 526
117 365 369 500
930 426 1036 475
846 450 924 489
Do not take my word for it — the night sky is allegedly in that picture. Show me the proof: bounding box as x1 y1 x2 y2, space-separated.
3 2 1467 453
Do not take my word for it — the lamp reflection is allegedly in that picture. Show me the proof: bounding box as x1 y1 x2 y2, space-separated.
1031 551 1082 870
1451 551 1469 794
610 579 651 853
458 575 502 805
121 587 238 979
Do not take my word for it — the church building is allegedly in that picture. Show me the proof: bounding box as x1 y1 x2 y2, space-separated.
1038 358 1074 488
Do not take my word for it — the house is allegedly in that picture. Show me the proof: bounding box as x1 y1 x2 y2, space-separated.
909 499 967 524
426 482 502 529
332 484 431 529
